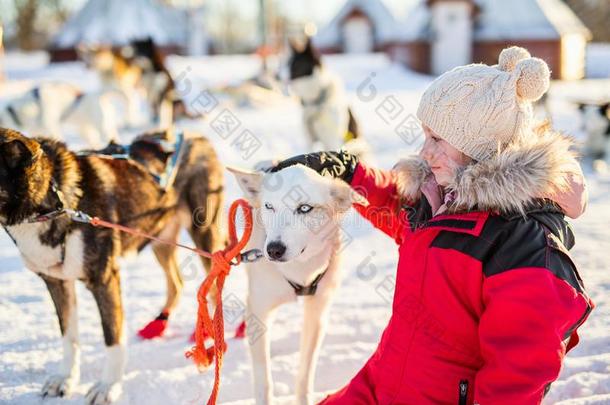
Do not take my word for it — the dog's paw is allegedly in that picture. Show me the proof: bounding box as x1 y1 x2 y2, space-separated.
137 317 168 340
41 374 78 398
85 382 122 405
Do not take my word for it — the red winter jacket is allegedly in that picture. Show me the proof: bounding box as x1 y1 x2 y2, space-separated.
319 132 593 405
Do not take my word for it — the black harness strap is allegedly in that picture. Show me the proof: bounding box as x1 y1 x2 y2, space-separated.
31 87 41 102
285 270 328 296
6 105 22 127
2 226 17 245
60 92 86 121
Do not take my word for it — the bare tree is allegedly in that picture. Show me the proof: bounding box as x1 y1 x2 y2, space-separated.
0 23 5 81
14 0 39 50
47 0 70 25
220 0 240 53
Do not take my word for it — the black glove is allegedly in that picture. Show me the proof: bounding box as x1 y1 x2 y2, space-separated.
270 150 359 183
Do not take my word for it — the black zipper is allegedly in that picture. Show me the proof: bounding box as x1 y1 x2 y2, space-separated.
458 379 468 405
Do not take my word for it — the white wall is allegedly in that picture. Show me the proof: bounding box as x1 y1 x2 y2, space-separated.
561 33 587 80
187 7 210 56
342 17 374 54
430 1 473 75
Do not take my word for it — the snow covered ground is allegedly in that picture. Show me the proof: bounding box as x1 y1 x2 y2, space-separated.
0 53 609 405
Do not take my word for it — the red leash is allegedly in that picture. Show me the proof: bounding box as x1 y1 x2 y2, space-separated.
89 218 214 259
82 199 254 405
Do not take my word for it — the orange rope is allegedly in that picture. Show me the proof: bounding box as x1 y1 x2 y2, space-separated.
185 199 253 405
88 199 253 405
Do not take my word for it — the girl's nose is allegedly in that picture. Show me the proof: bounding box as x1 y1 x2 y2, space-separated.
420 138 434 161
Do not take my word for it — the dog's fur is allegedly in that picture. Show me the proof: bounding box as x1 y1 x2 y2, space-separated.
79 45 142 94
0 128 223 404
80 39 192 128
288 39 365 155
578 103 610 170
229 164 365 405
79 44 147 129
127 38 193 124
0 83 122 148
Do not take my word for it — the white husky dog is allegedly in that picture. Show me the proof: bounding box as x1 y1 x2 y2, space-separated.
228 164 366 405
579 102 610 172
288 39 368 158
0 82 120 148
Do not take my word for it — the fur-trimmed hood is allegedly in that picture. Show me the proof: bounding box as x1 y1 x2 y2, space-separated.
393 130 586 217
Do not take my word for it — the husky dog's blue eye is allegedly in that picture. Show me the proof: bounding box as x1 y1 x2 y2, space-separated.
264 202 274 211
296 204 313 214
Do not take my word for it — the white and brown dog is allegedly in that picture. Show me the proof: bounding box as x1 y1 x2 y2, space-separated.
229 164 366 405
0 129 224 404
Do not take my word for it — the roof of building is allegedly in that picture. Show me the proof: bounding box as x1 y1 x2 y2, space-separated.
53 0 188 48
474 0 591 41
316 0 591 47
315 0 410 48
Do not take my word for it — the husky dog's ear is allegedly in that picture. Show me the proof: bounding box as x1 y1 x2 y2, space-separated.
601 103 610 119
227 166 264 205
288 38 299 54
1 139 33 170
329 179 369 212
304 36 313 53
305 37 322 67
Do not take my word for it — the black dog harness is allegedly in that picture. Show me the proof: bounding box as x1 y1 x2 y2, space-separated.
6 105 22 127
77 132 186 191
3 87 42 128
285 270 328 296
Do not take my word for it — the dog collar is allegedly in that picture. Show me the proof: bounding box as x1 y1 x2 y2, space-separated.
6 105 22 127
1 177 68 265
285 270 328 296
26 179 67 223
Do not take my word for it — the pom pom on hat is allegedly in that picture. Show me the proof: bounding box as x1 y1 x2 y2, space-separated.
416 45 552 161
515 57 550 101
498 46 531 72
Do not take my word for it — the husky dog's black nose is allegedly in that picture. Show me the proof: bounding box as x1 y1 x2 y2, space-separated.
266 241 286 260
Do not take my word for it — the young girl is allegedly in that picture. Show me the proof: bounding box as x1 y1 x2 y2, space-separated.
273 46 593 404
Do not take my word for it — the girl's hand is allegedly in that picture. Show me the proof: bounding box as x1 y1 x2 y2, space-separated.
541 161 588 219
269 150 359 183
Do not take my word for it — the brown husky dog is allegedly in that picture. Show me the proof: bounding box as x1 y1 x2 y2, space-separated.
0 128 224 404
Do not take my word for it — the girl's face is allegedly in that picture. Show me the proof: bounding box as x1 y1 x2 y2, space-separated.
420 125 472 186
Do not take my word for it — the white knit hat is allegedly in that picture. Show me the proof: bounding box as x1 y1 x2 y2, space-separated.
416 46 551 161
